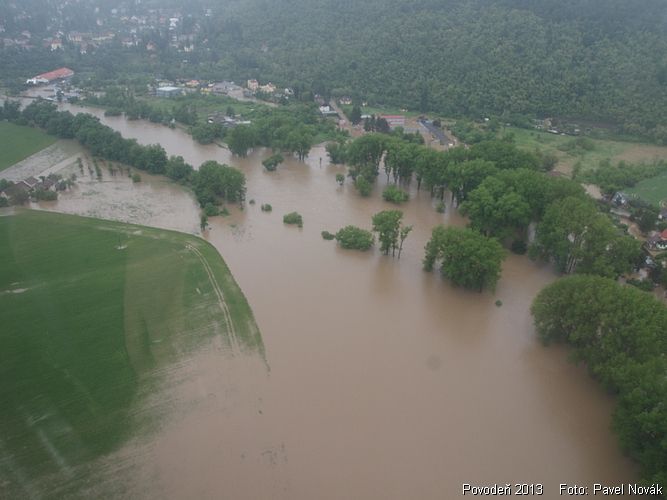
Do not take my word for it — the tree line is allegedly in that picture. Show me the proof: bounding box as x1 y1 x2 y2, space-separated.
532 275 667 494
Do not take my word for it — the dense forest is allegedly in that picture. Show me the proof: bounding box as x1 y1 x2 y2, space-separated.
206 0 667 139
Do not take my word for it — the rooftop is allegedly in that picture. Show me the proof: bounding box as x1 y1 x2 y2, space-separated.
34 67 74 81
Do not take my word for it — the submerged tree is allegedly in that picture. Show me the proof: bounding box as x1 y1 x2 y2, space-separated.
262 153 285 171
372 210 405 256
398 225 413 259
532 196 641 277
335 225 374 250
423 226 505 291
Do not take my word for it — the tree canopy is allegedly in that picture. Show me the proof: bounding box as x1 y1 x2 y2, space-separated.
531 275 667 488
532 196 641 277
423 226 505 291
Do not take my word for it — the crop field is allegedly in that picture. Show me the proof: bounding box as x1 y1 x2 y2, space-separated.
0 122 57 171
0 209 262 497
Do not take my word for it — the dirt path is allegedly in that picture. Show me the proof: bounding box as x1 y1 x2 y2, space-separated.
185 243 239 352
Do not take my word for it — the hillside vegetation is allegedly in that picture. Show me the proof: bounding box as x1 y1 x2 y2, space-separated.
207 0 667 140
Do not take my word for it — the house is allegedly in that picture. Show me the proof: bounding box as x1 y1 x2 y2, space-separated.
611 192 630 207
339 97 352 105
259 82 276 94
381 115 406 129
659 208 667 221
48 38 63 50
17 177 40 190
156 86 183 98
247 79 259 91
210 81 237 94
646 230 667 251
26 67 74 85
35 178 56 191
319 105 338 117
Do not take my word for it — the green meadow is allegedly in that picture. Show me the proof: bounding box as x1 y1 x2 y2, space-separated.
502 125 667 175
0 122 57 171
626 171 667 206
0 210 262 497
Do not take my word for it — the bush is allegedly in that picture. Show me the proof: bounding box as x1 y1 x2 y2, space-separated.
382 185 409 204
626 278 654 292
355 176 372 196
132 173 142 183
283 211 303 227
262 153 284 171
321 230 335 240
335 173 345 185
204 202 220 216
33 189 57 201
335 225 374 250
261 203 272 212
510 240 528 254
436 201 446 213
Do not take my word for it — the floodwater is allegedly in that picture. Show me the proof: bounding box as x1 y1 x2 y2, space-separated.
9 101 640 498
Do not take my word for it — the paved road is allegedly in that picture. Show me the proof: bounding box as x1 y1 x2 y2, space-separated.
418 118 451 146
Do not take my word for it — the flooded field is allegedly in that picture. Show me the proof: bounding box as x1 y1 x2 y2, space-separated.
3 101 640 498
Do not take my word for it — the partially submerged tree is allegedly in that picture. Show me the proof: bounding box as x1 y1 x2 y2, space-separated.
532 196 641 277
372 210 406 256
262 153 284 171
423 226 505 291
335 225 374 250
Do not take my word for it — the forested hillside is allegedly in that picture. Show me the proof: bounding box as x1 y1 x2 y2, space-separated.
2 0 667 140
206 0 667 139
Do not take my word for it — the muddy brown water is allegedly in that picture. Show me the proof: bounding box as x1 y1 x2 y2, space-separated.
17 101 639 498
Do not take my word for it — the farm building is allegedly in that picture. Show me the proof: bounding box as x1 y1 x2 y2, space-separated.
26 67 74 85
156 86 184 98
381 115 406 129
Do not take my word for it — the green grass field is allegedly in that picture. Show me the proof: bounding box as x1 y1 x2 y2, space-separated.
341 104 421 119
0 122 58 171
501 126 667 175
0 210 262 497
144 92 266 124
626 172 667 206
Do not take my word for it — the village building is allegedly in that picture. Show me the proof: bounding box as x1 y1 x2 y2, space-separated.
156 86 184 98
247 79 259 91
646 229 667 252
611 191 631 207
381 115 406 129
207 81 239 95
258 82 276 94
319 105 338 117
26 67 74 85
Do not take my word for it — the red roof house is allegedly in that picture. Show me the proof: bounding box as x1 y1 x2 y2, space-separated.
35 67 74 81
